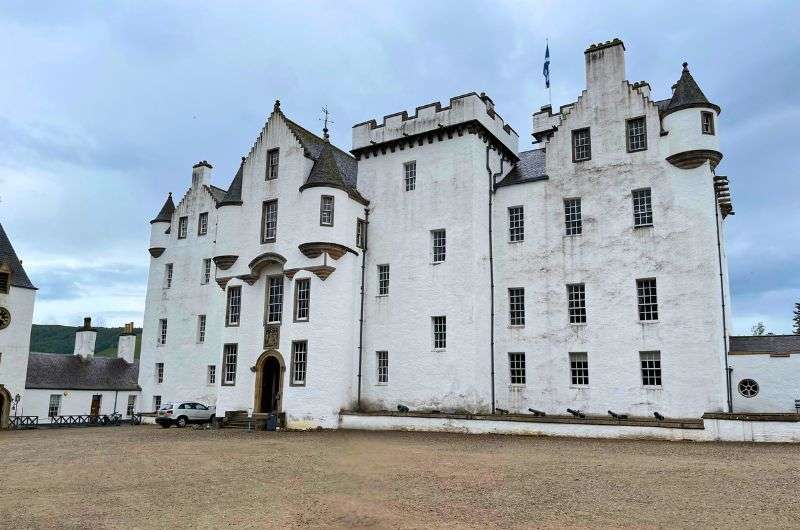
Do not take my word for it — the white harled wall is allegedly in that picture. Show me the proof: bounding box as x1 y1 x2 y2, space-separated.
0 284 35 408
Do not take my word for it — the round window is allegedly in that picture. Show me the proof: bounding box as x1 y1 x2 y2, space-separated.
0 307 10 330
738 379 759 398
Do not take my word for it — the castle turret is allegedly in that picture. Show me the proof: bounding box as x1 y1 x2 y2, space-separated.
662 63 722 170
148 192 173 258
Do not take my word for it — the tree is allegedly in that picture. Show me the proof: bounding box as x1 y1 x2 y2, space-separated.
793 302 800 335
751 322 766 336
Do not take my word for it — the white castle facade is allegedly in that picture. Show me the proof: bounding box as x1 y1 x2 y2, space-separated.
138 39 738 429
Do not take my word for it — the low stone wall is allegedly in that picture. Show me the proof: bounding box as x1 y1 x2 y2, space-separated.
339 411 800 443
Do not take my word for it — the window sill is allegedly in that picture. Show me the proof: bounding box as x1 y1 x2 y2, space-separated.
261 239 276 245
375 382 388 387
508 240 524 244
508 325 525 329
633 224 653 229
568 323 587 327
569 385 589 389
509 383 526 388
627 148 647 154
289 382 306 387
642 385 663 390
376 294 389 298
563 234 582 238
431 261 445 266
432 348 446 353
638 320 659 325
293 319 309 324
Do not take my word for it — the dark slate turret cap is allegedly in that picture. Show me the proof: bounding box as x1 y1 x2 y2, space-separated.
150 192 175 224
662 62 721 117
217 158 245 207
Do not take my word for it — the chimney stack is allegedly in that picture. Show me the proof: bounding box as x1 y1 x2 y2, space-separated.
584 39 626 93
118 322 137 364
191 160 213 189
74 317 97 361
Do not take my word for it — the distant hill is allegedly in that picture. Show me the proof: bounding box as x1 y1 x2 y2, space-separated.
30 324 142 360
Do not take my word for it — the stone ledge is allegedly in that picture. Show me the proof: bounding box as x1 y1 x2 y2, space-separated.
341 410 704 430
702 412 800 422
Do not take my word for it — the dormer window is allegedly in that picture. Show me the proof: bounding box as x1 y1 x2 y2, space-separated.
701 112 715 135
266 148 279 180
572 128 591 162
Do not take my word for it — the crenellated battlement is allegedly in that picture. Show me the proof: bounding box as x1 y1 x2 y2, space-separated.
352 92 519 155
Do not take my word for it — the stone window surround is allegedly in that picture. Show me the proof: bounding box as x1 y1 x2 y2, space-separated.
177 216 188 239
569 352 589 386
266 275 284 324
508 205 524 242
207 365 216 385
701 111 715 135
404 160 416 191
636 278 659 322
508 287 525 327
266 148 279 180
509 352 526 385
261 199 278 243
625 116 647 153
197 212 209 236
377 264 390 296
48 394 61 417
567 283 587 325
221 343 238 386
376 350 388 385
290 340 308 386
640 350 662 387
431 229 446 263
432 315 447 350
226 285 242 327
293 278 311 322
571 127 591 162
632 188 654 228
320 195 335 227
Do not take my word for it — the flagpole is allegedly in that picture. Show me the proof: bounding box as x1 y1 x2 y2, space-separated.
547 37 552 108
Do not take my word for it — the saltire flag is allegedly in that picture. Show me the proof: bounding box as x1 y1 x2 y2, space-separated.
543 44 550 88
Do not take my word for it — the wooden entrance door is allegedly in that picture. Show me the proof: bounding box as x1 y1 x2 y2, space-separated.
90 394 102 416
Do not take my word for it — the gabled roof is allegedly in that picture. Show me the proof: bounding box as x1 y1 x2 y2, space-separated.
207 185 227 203
730 335 800 355
495 149 548 189
150 193 175 224
218 158 245 207
25 352 140 391
661 63 720 117
0 222 35 290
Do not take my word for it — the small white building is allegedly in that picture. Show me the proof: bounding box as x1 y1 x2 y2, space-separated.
729 335 800 413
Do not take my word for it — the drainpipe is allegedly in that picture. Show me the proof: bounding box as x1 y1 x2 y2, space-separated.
486 145 503 414
356 207 370 411
713 186 733 413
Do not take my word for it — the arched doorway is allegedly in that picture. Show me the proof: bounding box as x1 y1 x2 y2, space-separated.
0 385 11 430
253 350 285 413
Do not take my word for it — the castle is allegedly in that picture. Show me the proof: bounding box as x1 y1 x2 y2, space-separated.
138 39 737 429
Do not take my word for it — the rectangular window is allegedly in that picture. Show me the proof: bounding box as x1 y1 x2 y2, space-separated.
266 148 279 179
197 314 206 343
155 362 164 384
432 316 447 350
164 263 173 289
431 229 446 263
701 111 715 135
564 198 582 236
177 216 188 239
267 276 284 323
376 350 389 384
632 188 653 227
509 352 526 385
404 161 416 191
152 395 162 412
48 394 61 417
572 128 591 162
640 351 662 386
508 206 524 242
377 264 390 296
207 365 216 385
636 278 659 321
126 395 136 416
198 212 209 236
291 340 308 386
356 218 367 250
320 195 335 226
294 278 310 321
569 352 589 386
202 258 212 285
222 344 238 385
261 200 278 243
158 318 167 345
626 117 647 152
508 287 525 326
567 283 586 324
0 272 9 293
226 286 241 326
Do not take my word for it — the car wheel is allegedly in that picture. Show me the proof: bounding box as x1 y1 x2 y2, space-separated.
209 414 215 424
176 416 188 428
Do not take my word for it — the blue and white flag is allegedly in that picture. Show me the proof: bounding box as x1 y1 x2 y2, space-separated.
543 44 550 89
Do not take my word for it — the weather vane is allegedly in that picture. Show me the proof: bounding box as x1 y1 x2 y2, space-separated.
320 106 333 139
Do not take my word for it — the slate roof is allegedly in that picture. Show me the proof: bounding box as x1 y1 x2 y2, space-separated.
150 193 175 224
218 159 245 206
729 335 800 354
0 222 35 290
661 63 720 117
25 352 141 391
207 185 227 203
495 149 548 188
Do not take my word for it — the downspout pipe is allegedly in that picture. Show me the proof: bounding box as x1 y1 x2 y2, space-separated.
713 190 733 413
356 208 369 411
486 145 503 414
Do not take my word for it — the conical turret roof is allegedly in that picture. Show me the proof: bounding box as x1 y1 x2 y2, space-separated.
218 158 245 207
662 62 720 117
150 193 175 224
0 222 35 289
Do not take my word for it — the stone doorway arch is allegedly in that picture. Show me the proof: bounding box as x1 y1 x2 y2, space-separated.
0 384 11 430
253 350 286 413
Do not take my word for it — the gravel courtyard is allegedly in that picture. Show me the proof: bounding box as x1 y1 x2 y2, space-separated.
1 426 798 529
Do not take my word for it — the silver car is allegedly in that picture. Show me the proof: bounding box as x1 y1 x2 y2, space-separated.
156 401 216 428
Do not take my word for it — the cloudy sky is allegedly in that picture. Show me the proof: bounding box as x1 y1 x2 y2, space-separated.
1 1 797 333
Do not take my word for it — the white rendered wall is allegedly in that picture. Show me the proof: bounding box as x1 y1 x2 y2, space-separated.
21 389 141 422
730 353 800 413
0 285 35 405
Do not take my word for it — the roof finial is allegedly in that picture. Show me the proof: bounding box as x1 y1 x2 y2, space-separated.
168 192 172 197
320 105 333 141
682 62 689 72
274 99 281 111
